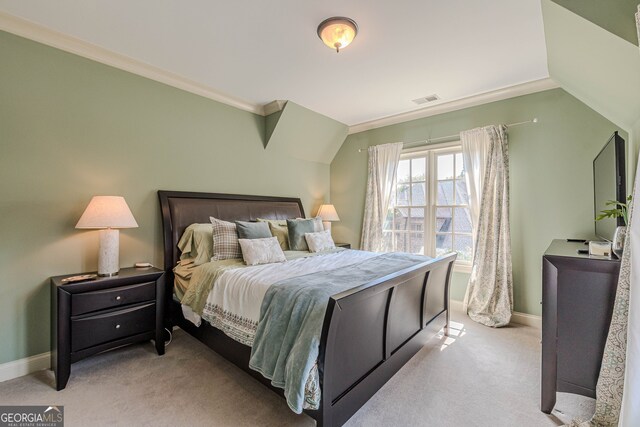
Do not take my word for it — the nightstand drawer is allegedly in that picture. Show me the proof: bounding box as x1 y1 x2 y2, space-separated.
71 281 155 315
71 303 156 352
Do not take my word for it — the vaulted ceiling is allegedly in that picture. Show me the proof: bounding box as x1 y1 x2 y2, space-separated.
0 0 550 126
543 0 640 131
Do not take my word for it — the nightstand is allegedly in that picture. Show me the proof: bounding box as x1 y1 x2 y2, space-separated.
51 267 165 390
335 243 351 249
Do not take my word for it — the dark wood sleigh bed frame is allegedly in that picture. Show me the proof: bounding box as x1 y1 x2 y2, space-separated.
158 190 456 427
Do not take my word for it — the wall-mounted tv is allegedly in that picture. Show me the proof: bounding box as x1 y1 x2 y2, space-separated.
593 131 626 241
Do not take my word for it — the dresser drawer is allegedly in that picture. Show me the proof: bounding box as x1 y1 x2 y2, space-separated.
71 281 155 316
71 303 156 352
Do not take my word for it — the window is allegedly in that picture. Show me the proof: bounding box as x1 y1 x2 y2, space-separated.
383 143 473 268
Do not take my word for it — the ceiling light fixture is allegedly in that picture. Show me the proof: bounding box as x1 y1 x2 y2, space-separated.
317 17 358 53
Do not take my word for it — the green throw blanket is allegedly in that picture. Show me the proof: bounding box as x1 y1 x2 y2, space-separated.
248 252 431 413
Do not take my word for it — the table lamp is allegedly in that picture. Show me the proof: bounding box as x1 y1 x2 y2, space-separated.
76 196 138 276
317 204 340 233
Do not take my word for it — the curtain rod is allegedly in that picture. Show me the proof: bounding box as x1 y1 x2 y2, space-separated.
357 118 538 153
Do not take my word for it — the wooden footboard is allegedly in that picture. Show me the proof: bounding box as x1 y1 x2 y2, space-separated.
317 252 456 427
158 190 457 427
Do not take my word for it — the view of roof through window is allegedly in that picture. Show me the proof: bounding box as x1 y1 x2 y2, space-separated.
385 149 473 262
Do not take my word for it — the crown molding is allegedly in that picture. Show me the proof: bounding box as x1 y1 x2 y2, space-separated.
0 11 264 115
348 78 559 134
263 100 288 116
0 11 559 127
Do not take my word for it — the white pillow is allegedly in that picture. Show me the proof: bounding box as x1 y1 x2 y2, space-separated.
304 230 336 253
238 237 286 266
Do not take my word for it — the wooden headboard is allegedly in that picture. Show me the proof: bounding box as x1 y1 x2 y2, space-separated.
158 190 305 270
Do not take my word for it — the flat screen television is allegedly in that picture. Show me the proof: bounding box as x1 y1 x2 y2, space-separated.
593 131 626 241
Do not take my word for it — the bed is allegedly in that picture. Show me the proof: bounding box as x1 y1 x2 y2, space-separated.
158 190 457 427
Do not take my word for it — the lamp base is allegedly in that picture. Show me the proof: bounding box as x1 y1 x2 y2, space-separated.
98 228 120 277
322 221 332 232
98 272 119 277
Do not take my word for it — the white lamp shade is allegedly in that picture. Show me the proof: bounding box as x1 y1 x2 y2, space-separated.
317 204 340 222
76 196 138 229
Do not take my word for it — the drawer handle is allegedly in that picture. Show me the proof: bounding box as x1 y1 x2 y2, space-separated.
116 296 122 301
115 324 121 329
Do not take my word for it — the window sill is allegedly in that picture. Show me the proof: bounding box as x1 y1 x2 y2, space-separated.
453 262 472 274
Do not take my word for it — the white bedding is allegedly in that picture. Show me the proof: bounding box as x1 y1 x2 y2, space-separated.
182 249 377 345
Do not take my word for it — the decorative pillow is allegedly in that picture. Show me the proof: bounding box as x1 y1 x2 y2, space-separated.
238 237 286 266
295 217 324 232
209 217 242 260
305 230 336 253
177 223 213 265
287 218 318 251
257 219 289 250
310 216 324 232
235 220 272 240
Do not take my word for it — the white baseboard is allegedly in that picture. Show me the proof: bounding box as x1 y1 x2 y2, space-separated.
0 352 51 383
450 299 541 329
510 311 542 329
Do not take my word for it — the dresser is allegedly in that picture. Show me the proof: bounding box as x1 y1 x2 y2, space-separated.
541 240 620 413
51 267 165 390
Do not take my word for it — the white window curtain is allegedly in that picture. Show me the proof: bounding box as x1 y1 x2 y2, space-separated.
460 125 513 327
619 6 640 425
361 142 403 252
621 178 639 425
616 4 640 427
619 9 640 423
461 128 491 247
575 162 638 427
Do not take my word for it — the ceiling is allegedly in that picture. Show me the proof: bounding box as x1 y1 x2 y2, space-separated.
0 0 550 126
542 0 640 129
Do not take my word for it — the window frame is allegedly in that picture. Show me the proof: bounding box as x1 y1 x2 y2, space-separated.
395 141 472 273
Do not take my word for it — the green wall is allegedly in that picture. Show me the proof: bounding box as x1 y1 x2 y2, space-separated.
0 31 331 364
543 0 640 140
632 117 640 179
551 0 639 46
265 101 348 164
330 89 627 315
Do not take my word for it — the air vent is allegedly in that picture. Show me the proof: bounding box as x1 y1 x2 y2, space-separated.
412 94 440 105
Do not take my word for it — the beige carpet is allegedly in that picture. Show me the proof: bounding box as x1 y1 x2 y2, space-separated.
0 308 595 426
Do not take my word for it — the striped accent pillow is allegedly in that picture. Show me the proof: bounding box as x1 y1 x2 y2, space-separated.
209 217 242 260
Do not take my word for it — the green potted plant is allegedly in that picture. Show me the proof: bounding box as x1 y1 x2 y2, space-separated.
596 195 632 257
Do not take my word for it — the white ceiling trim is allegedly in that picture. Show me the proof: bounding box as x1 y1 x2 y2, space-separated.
0 11 264 115
263 100 287 116
348 78 559 135
0 10 555 131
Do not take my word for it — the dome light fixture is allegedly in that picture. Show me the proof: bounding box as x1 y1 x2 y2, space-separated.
317 17 358 53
